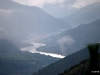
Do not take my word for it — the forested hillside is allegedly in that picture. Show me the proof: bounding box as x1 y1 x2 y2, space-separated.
58 44 100 75
33 47 90 75
0 39 59 75
37 19 100 56
33 44 100 75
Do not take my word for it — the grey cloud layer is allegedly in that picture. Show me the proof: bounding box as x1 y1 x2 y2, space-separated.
12 0 100 8
57 36 75 55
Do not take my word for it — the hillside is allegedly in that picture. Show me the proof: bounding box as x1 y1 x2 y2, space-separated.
0 39 59 75
61 2 100 27
33 44 100 75
0 0 71 43
37 19 100 56
33 47 90 75
58 54 100 75
58 59 90 75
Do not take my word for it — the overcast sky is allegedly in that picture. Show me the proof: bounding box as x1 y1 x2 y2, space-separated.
11 0 100 18
12 0 100 8
0 0 97 18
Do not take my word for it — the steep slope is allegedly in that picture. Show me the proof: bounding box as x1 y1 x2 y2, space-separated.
58 54 100 75
0 39 59 75
0 39 21 54
33 45 100 75
61 2 100 27
58 59 89 75
37 19 100 55
0 0 23 9
0 0 71 42
33 47 89 75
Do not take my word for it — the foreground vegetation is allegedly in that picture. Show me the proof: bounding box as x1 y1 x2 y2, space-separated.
58 43 100 75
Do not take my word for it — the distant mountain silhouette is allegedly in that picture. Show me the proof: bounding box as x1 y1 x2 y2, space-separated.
0 0 25 9
33 44 100 75
33 47 89 75
0 0 71 42
61 2 100 27
37 19 100 55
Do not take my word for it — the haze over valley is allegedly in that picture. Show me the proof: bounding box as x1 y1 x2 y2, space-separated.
0 0 100 75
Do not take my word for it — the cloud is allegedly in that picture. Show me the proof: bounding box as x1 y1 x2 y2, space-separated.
0 27 3 30
0 9 14 17
12 0 100 9
12 0 66 8
57 36 75 46
71 0 100 8
57 36 75 54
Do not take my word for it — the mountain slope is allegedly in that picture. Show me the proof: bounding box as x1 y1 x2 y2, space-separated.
33 47 90 75
0 0 71 42
33 45 100 75
58 59 89 75
0 39 59 75
58 54 100 75
61 2 100 27
37 19 100 55
0 39 21 54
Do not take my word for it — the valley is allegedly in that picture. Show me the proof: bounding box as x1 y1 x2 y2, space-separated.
36 19 100 56
0 0 100 75
20 42 65 58
0 39 60 75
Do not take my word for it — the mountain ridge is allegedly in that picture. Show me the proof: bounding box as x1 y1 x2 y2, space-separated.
33 47 90 75
0 39 59 75
0 0 71 47
61 2 100 26
36 19 100 55
33 44 100 75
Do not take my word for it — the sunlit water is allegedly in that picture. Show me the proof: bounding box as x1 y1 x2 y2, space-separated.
20 43 65 58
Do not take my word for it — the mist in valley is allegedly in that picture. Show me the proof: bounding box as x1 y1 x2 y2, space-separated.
0 0 100 75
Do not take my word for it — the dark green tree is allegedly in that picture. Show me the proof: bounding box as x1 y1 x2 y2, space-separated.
86 43 99 75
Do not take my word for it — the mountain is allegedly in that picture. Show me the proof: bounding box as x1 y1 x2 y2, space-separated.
0 0 23 9
0 0 71 43
0 39 59 75
58 58 100 75
36 19 100 56
58 59 89 75
0 39 21 54
61 2 100 27
33 48 89 75
33 46 100 75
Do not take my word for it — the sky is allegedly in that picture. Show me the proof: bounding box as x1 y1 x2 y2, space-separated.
0 9 14 17
0 0 100 18
12 0 100 8
12 0 100 18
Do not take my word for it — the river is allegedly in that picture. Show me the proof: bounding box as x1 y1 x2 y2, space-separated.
20 42 65 58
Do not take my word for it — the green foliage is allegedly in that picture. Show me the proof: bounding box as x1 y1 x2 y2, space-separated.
86 43 100 75
88 43 99 52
